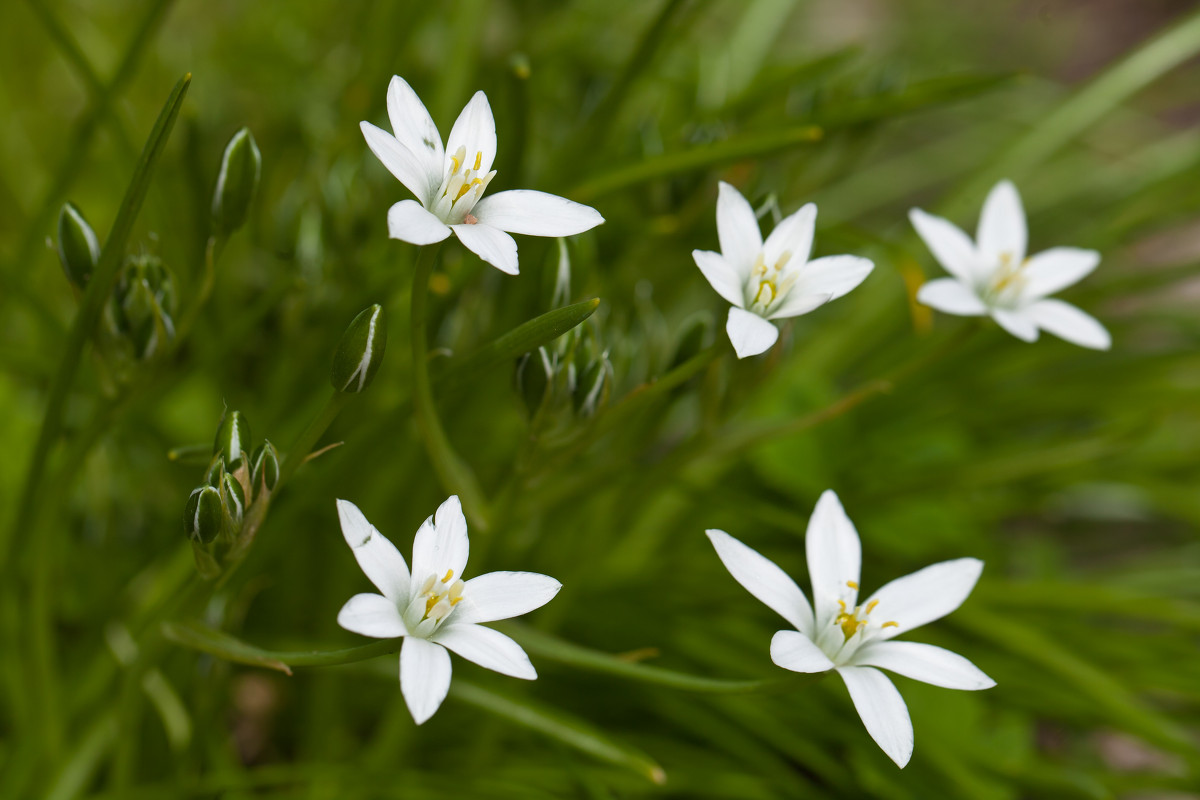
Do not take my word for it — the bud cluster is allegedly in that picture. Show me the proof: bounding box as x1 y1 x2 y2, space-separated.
515 322 613 424
106 254 178 361
184 409 279 575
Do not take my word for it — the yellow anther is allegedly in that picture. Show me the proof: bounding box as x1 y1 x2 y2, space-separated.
473 151 482 170
882 621 899 629
846 581 859 590
442 569 455 583
866 600 879 613
450 155 461 173
450 596 463 606
425 593 441 614
837 599 847 613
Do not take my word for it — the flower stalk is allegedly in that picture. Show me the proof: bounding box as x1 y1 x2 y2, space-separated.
410 246 491 530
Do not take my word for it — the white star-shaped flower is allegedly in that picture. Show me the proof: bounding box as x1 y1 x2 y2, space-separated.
336 496 561 724
361 76 604 275
692 181 874 359
910 180 1111 349
707 490 994 767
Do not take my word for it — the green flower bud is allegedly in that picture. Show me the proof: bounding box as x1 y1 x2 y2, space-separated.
212 127 262 236
213 410 251 466
250 440 280 494
203 454 225 487
184 486 224 544
111 255 177 359
220 471 246 527
56 203 100 289
574 354 613 418
516 348 554 418
331 305 387 393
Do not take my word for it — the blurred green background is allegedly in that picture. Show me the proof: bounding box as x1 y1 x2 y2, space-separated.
2 0 1199 797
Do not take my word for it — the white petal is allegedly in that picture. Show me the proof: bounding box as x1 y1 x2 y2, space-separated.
433 623 536 679
908 208 979 283
766 291 830 321
716 182 763 279
337 499 410 602
991 308 1039 342
852 641 995 691
864 558 983 639
770 630 834 673
387 200 452 245
916 278 987 316
793 255 873 305
361 121 435 206
1027 299 1111 350
337 593 407 638
693 249 745 308
977 180 1027 263
836 666 914 768
386 75 444 187
400 637 452 725
1020 247 1100 301
452 223 519 275
472 190 604 237
725 306 779 359
410 495 470 585
762 203 816 270
805 490 862 630
706 530 815 636
445 91 497 176
454 571 562 624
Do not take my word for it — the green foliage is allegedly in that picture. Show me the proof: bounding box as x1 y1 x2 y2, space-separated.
2 1 1199 798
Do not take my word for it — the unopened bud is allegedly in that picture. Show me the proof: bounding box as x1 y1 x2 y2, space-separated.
516 348 554 418
184 486 224 544
220 471 246 527
212 127 262 236
213 410 251 466
250 440 280 494
57 203 100 289
331 305 387 393
574 354 613 417
111 255 177 359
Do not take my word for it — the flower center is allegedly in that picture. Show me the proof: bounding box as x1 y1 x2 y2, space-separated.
746 250 795 314
404 568 465 637
984 251 1029 307
833 581 897 643
430 145 496 224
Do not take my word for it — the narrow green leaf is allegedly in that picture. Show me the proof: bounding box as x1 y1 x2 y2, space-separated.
435 298 600 395
961 6 1200 199
4 74 191 564
162 620 402 675
570 126 823 199
811 72 1020 129
449 679 666 785
501 623 810 694
959 608 1194 756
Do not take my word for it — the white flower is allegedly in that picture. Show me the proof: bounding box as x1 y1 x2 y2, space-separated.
336 496 561 724
706 490 994 767
361 76 604 275
692 182 874 359
910 180 1111 350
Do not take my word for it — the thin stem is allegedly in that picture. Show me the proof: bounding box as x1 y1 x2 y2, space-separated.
410 246 490 529
174 234 224 343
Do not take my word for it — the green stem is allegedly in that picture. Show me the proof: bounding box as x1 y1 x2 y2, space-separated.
174 234 224 344
410 246 490 529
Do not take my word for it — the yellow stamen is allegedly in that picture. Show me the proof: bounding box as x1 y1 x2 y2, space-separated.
442 569 454 583
866 600 879 613
425 593 441 614
846 580 859 590
473 151 482 170
882 621 899 629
